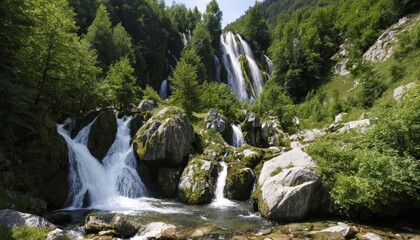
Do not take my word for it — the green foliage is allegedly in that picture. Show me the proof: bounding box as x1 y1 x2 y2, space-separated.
0 226 49 240
112 23 136 64
103 57 139 110
169 3 201 32
171 55 202 117
356 67 386 109
200 82 243 121
203 0 223 50
181 47 207 83
68 0 98 34
141 85 163 104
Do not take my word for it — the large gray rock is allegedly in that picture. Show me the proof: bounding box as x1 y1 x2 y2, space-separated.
133 107 195 166
84 214 111 234
321 222 356 238
178 157 218 204
225 163 255 200
0 209 56 229
256 149 321 221
137 100 159 112
393 82 416 102
261 116 289 147
111 213 137 238
338 119 370 133
204 109 233 144
135 222 176 239
87 108 117 161
157 167 181 198
242 112 264 147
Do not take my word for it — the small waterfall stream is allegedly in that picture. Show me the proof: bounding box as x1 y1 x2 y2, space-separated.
57 115 148 209
213 54 221 83
211 161 237 208
232 124 246 148
159 79 169 100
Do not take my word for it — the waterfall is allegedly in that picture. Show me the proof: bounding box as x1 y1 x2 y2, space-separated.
264 55 273 74
182 33 188 46
159 79 168 100
232 124 246 148
220 32 264 102
57 115 148 208
211 161 237 208
213 55 221 83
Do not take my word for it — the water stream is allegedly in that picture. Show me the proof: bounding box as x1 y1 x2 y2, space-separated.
232 124 246 148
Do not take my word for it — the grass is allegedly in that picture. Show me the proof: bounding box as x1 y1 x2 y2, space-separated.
0 226 50 240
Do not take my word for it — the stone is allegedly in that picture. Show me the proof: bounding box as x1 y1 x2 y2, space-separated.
338 119 371 133
46 212 72 225
178 157 218 204
157 167 182 198
261 117 289 147
87 108 117 161
332 59 350 76
137 100 159 112
243 112 264 147
133 107 195 166
393 82 416 102
204 109 233 144
111 213 137 238
84 215 112 234
135 222 176 239
0 209 56 229
320 222 356 238
225 163 255 200
334 113 348 123
362 232 382 240
47 229 71 240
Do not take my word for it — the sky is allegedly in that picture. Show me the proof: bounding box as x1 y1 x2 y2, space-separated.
170 0 258 27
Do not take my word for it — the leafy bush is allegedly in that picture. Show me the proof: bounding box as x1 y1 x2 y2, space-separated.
141 85 163 104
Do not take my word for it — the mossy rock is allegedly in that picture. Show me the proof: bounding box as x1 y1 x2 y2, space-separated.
225 162 255 200
178 156 218 204
157 167 182 198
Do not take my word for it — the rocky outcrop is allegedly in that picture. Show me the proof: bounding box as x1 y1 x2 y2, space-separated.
85 213 137 238
87 108 117 161
133 107 195 166
204 109 233 144
256 148 322 221
178 157 218 204
338 119 371 133
261 116 289 147
0 209 56 229
393 82 416 102
225 163 255 200
242 113 264 147
137 100 159 112
332 59 350 76
157 167 182 198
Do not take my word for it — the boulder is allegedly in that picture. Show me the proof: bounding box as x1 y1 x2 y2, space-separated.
47 229 71 240
157 167 182 198
338 119 370 133
135 222 176 239
133 107 195 166
321 222 357 238
225 163 255 200
261 117 289 147
66 110 100 138
130 114 144 138
137 100 159 112
87 108 117 161
256 149 321 221
332 59 350 76
111 213 137 238
393 82 416 102
0 209 56 229
362 232 382 240
334 113 348 123
178 157 218 204
204 109 233 144
84 214 112 234
242 112 264 147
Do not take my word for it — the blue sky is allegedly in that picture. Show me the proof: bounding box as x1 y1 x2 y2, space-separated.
169 0 258 27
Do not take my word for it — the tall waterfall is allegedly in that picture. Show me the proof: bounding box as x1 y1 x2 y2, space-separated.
211 161 237 208
57 115 148 208
159 79 169 100
232 124 246 148
213 55 221 83
220 32 264 102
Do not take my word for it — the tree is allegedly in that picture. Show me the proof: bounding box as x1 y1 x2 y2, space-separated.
85 4 115 70
112 23 136 64
171 56 202 116
103 57 139 110
203 0 222 50
242 4 271 53
186 24 213 81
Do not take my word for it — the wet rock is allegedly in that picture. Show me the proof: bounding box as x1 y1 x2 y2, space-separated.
133 107 195 166
84 214 112 234
135 222 176 239
87 108 117 161
261 117 289 147
362 232 382 240
393 82 416 102
47 228 71 240
256 149 321 221
111 213 137 238
204 109 233 144
67 110 100 138
157 167 182 198
225 163 255 200
320 222 356 238
46 212 72 225
178 157 218 204
0 209 56 229
137 100 159 112
130 114 144 138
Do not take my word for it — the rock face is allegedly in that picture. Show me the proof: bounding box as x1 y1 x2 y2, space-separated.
242 112 264 147
133 107 195 166
225 163 255 200
0 209 56 229
157 167 181 198
204 109 233 144
261 116 289 147
178 157 218 204
256 148 321 221
393 82 416 102
87 108 117 161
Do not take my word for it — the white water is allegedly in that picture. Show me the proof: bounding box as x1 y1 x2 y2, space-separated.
220 32 264 102
57 115 148 209
213 55 221 83
211 162 237 208
232 124 246 148
264 55 273 74
159 79 168 100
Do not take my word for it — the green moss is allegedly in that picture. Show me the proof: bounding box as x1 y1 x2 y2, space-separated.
0 226 49 240
270 167 282 177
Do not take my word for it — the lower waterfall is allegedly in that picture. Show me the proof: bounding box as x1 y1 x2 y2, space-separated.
211 161 237 208
57 115 148 209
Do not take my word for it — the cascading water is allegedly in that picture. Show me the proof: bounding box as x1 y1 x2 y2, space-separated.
57 115 148 209
159 79 169 100
220 32 264 102
211 161 237 208
213 55 221 83
264 55 273 74
232 124 246 148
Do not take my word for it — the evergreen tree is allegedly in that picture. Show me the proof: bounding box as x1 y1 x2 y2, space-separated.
187 23 213 81
203 0 223 50
112 23 136 64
